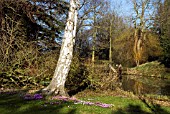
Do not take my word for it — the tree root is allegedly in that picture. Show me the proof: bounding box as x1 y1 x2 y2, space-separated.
41 86 69 97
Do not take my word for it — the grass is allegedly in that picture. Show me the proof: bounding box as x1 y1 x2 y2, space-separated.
0 89 170 114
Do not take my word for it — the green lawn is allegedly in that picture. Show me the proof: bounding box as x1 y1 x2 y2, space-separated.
0 90 170 114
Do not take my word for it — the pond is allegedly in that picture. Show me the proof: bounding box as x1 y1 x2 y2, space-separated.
121 75 170 96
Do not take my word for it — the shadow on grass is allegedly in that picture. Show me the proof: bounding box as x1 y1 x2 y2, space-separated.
139 96 170 114
112 100 169 114
113 104 150 114
0 90 77 114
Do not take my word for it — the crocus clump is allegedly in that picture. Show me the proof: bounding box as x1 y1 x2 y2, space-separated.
95 102 113 108
34 94 43 99
52 96 113 108
24 94 43 100
52 96 80 102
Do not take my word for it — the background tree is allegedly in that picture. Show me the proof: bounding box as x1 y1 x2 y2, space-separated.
0 0 69 88
0 0 68 61
154 0 170 67
97 11 126 63
75 0 108 63
131 0 154 66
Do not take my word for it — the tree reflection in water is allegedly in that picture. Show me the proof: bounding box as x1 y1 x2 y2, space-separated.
121 75 170 96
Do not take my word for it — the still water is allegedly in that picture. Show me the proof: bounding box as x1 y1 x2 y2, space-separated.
121 75 170 96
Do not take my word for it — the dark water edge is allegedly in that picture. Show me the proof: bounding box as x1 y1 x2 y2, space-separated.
121 75 170 96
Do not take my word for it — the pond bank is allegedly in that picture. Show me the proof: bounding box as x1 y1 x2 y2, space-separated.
125 61 170 79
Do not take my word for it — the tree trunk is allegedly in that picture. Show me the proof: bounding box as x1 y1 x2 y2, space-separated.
134 29 143 66
132 0 148 66
92 28 97 64
133 28 139 66
42 0 79 96
109 18 113 63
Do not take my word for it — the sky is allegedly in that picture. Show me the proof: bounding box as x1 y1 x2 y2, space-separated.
65 0 133 17
109 0 133 17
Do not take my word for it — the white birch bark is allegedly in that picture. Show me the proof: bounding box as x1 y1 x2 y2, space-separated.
42 0 80 96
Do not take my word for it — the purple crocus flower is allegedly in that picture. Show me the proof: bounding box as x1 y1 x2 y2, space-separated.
24 94 43 100
52 96 68 101
34 94 43 100
24 94 34 100
83 101 95 105
96 103 112 108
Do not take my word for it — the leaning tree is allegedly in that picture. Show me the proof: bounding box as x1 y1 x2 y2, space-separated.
42 0 80 96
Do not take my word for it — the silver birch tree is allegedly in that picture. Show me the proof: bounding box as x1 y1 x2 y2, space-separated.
42 0 80 96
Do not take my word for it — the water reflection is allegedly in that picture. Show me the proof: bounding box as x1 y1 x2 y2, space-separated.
121 75 170 96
